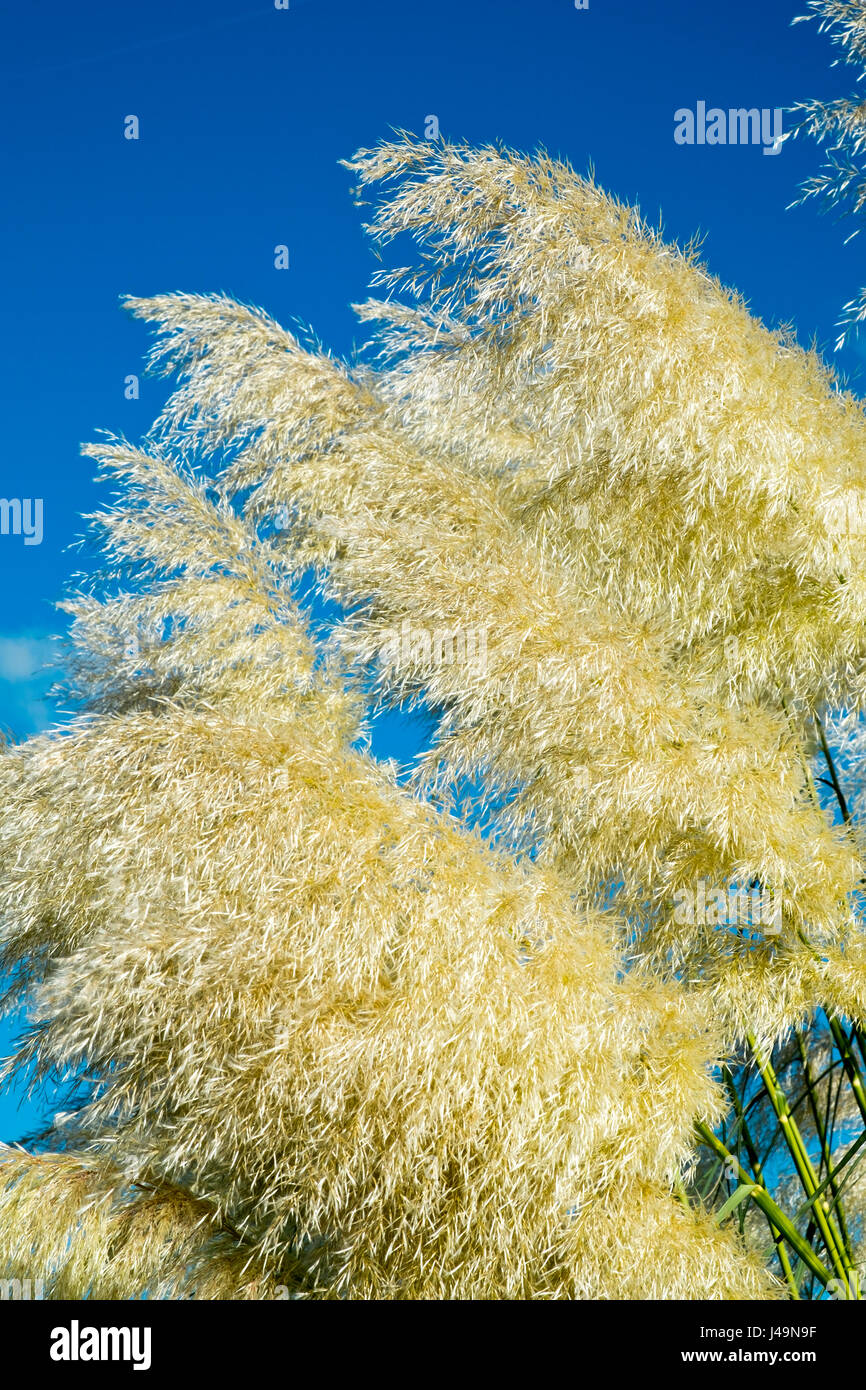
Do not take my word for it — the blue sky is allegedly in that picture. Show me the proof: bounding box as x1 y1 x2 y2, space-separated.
0 0 863 1139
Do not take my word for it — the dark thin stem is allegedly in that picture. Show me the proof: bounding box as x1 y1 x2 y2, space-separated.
815 715 851 822
795 1029 853 1262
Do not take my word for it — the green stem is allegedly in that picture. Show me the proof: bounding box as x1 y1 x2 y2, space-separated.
722 1066 800 1298
812 722 866 1118
695 1121 832 1289
828 1015 866 1128
748 1035 855 1296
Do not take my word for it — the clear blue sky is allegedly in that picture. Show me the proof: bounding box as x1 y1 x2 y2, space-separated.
0 0 862 1140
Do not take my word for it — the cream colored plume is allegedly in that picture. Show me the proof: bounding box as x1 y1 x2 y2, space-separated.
3 134 866 1300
